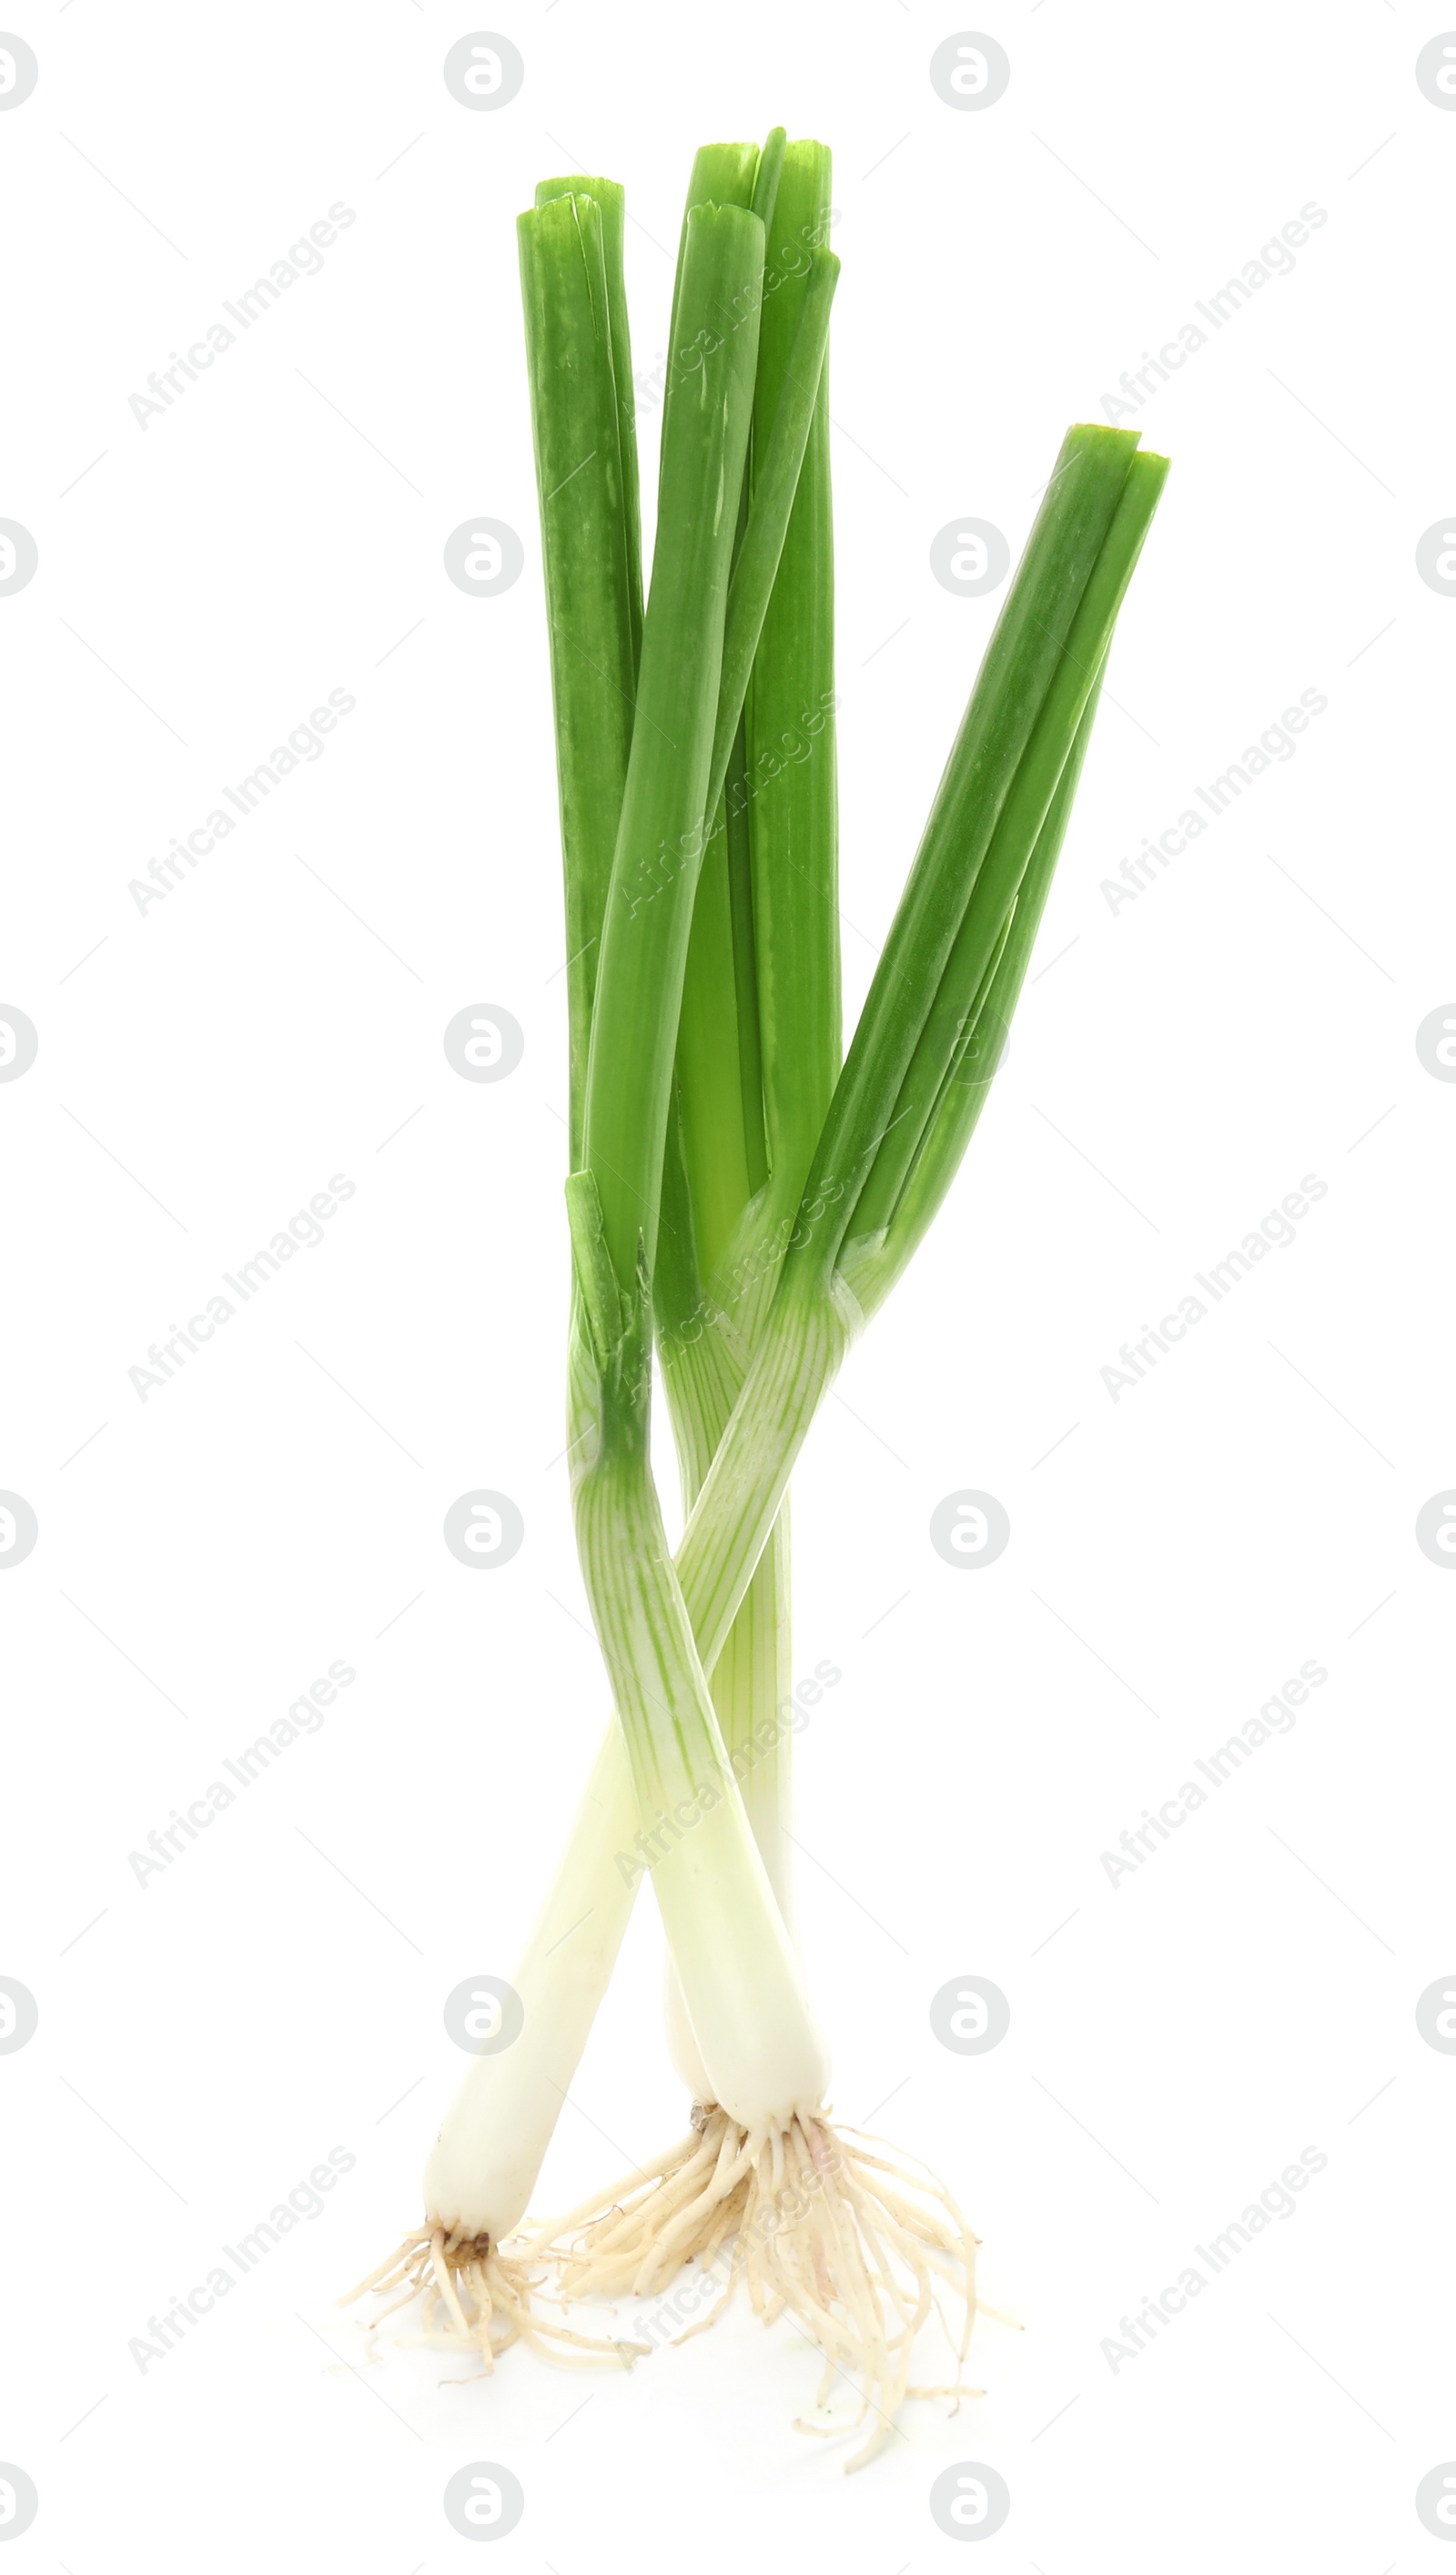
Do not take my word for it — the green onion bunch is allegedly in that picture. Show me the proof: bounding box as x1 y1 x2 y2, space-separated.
349 128 1168 2467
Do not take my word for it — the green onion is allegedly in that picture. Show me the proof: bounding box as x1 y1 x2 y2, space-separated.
346 181 655 2367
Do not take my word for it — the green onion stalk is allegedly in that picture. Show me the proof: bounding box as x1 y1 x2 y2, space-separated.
345 175 657 2371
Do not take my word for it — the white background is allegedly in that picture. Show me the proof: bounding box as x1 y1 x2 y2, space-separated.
3 1 1454 2566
